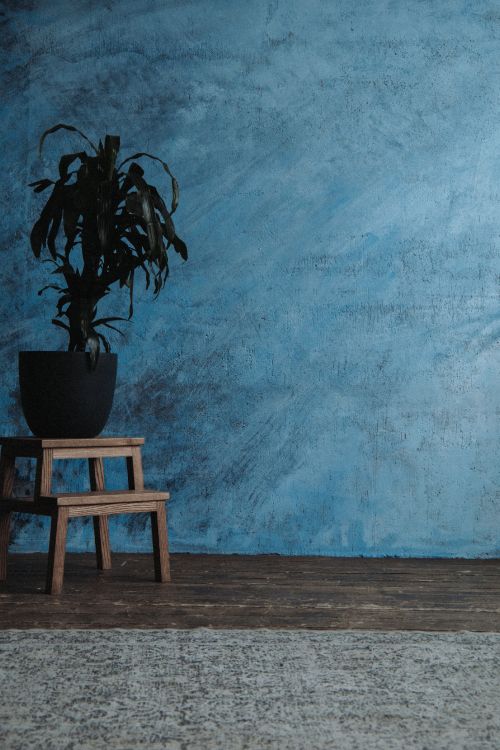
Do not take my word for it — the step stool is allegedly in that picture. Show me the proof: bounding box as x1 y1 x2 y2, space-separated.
0 436 170 594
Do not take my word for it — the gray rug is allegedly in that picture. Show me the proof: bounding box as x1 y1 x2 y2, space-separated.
0 630 499 749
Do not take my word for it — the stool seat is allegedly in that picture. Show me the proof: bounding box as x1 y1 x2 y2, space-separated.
0 436 171 594
42 489 170 507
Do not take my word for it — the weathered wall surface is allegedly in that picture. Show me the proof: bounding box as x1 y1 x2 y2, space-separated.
1 1 499 555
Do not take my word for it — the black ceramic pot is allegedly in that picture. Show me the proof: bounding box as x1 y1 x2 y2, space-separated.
19 351 117 438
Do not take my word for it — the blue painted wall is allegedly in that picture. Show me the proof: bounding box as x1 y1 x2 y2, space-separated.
1 0 499 556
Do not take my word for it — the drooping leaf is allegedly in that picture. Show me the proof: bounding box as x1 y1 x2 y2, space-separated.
38 284 64 295
118 151 173 176
97 332 111 353
46 191 64 258
93 316 128 326
51 318 71 333
122 226 149 253
94 320 126 336
52 259 75 276
125 192 142 216
125 165 164 259
59 152 86 181
30 216 49 258
61 187 81 255
39 124 98 157
117 171 135 202
29 178 54 193
56 293 72 315
118 151 179 212
171 177 179 213
140 260 151 290
149 186 175 242
30 188 61 257
128 269 134 318
172 234 188 260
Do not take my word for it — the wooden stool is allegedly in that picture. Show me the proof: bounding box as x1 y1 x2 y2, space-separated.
0 436 170 594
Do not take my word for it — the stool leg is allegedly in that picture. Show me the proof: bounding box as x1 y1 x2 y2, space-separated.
0 449 16 498
151 501 170 582
0 512 10 581
34 448 53 499
88 458 111 570
0 449 16 582
126 447 144 490
46 508 69 595
93 517 112 570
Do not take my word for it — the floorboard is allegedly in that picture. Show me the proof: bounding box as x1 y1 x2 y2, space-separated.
0 554 499 630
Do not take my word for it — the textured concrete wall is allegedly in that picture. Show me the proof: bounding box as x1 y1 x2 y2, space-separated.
1 1 500 556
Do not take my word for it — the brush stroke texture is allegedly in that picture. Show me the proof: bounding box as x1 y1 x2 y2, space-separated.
0 0 499 556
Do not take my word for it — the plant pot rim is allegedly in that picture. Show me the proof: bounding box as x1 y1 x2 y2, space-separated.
19 351 117 357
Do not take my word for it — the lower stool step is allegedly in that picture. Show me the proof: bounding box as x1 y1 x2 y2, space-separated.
41 489 170 506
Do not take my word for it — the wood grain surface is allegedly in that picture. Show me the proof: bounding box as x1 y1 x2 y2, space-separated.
0 554 498 630
89 458 111 571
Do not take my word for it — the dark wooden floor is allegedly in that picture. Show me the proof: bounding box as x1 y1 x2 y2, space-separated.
0 554 499 630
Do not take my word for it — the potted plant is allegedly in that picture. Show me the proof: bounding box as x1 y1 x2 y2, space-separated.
21 124 188 438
